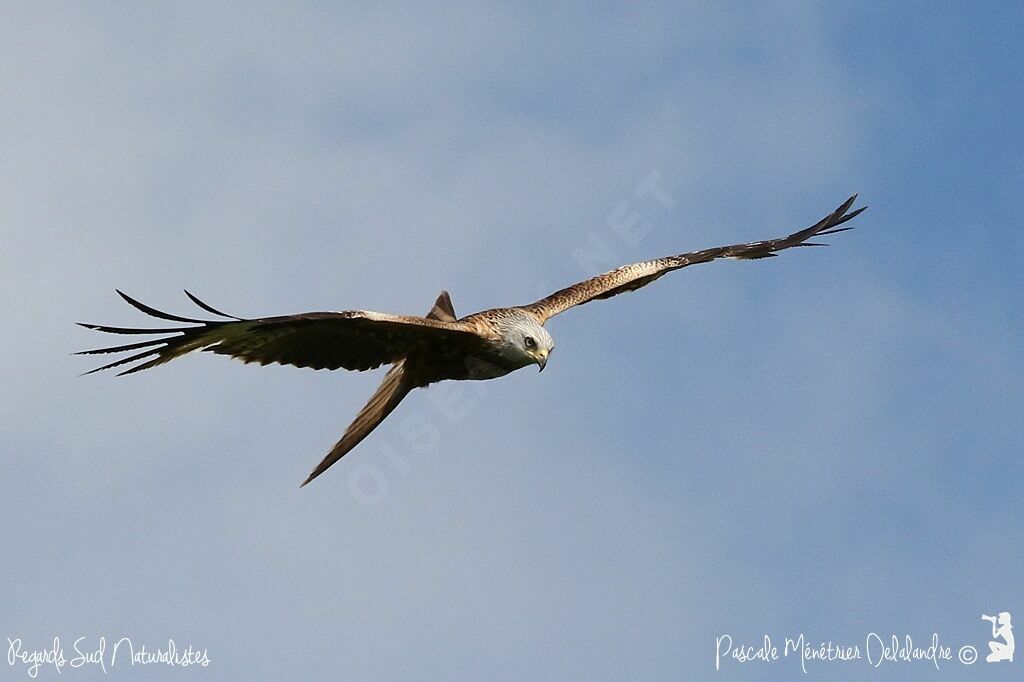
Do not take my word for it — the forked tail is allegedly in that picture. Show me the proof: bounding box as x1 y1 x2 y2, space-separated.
299 290 456 487
300 361 413 487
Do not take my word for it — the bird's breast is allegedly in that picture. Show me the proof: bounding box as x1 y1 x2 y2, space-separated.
463 355 517 380
404 342 519 386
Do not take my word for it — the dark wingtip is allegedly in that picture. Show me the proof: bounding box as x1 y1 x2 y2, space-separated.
82 346 164 376
817 226 855 237
116 289 209 324
183 290 242 320
817 199 867 234
832 194 856 218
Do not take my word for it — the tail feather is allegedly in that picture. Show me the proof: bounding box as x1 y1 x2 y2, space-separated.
299 290 457 486
299 361 413 487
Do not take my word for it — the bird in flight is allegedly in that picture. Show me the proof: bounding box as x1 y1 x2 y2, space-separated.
78 195 866 486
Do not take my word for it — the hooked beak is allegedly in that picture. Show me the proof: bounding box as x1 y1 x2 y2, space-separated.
536 350 548 372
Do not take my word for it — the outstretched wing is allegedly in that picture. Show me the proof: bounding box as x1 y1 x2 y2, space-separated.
521 195 866 323
77 290 485 376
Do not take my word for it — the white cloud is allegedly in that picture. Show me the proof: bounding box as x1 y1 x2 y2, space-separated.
2 3 1020 680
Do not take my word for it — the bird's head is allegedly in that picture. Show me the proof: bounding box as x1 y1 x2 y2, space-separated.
495 311 555 372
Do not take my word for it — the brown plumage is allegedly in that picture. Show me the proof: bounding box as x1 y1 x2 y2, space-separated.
299 292 457 486
522 194 865 322
78 195 866 486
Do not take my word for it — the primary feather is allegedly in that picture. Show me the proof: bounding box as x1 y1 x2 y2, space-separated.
78 195 867 485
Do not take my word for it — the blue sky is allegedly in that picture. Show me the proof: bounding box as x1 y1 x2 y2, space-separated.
1 2 1022 680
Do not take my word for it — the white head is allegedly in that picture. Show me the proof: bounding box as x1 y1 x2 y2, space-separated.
493 310 555 371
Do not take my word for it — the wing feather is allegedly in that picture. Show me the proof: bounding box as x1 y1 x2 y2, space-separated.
521 195 866 323
77 292 485 375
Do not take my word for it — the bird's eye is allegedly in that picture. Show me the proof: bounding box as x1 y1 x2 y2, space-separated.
524 336 536 349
